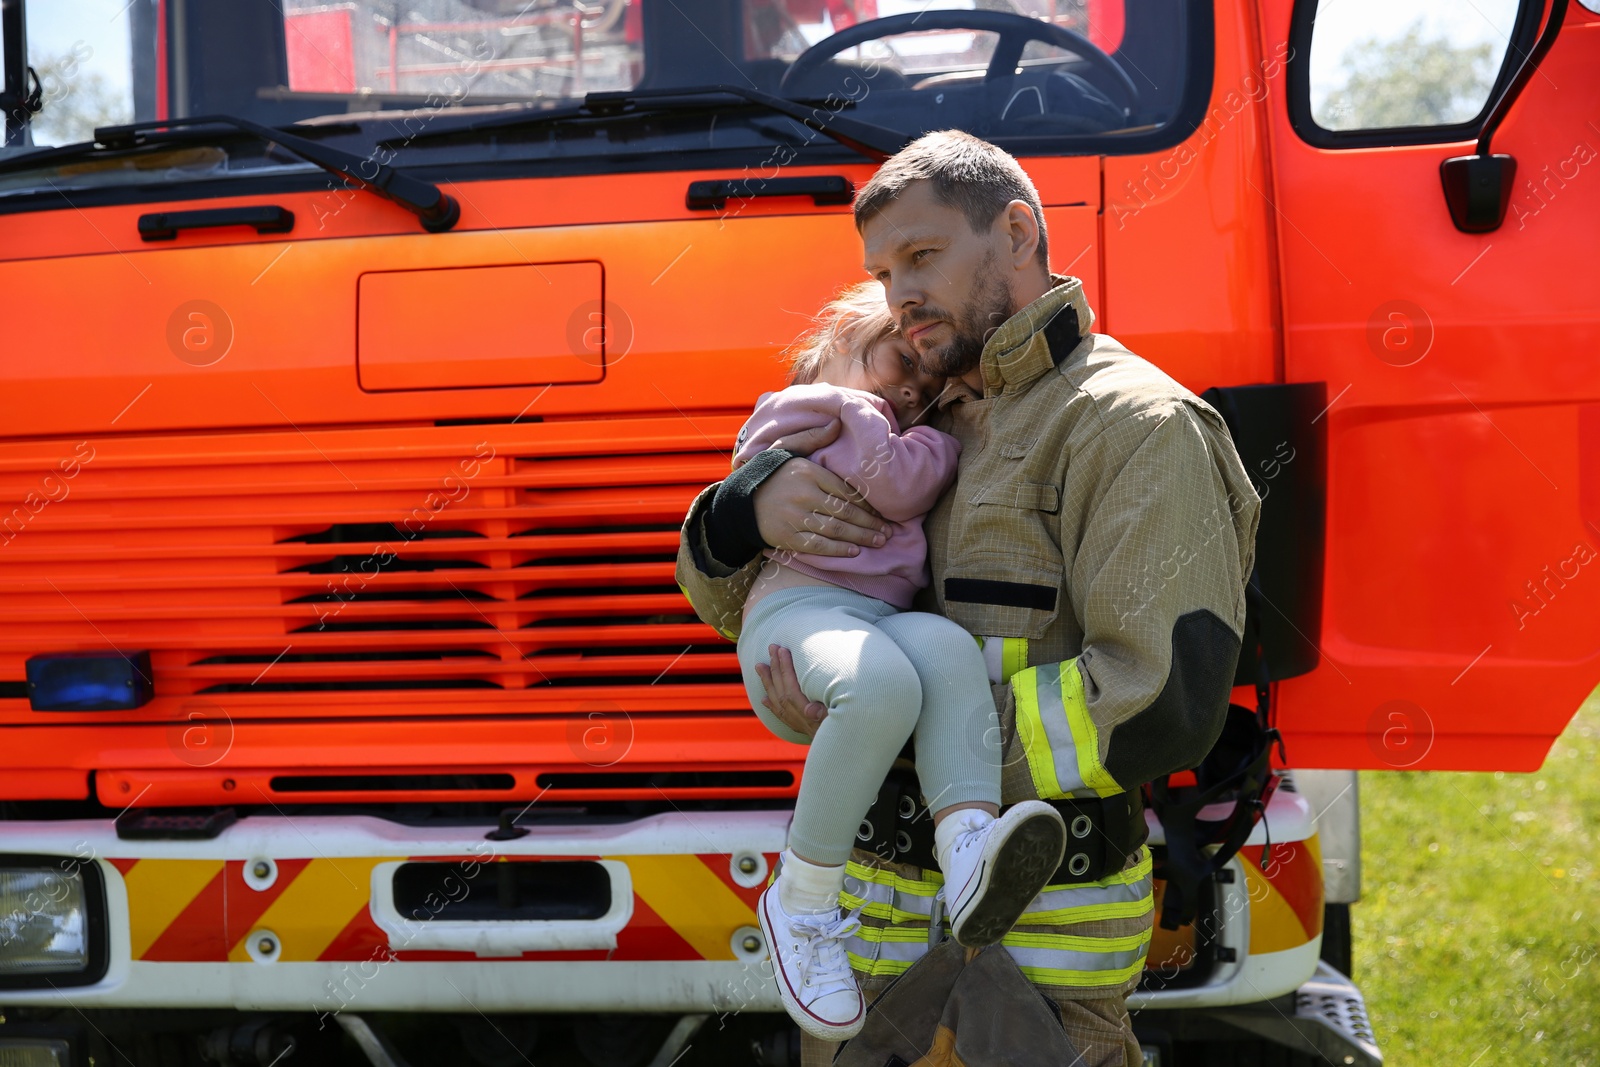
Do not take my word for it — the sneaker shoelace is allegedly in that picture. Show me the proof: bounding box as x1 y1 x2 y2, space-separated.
788 906 863 989
936 814 992 908
949 813 993 861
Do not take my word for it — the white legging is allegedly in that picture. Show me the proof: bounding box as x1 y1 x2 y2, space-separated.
738 585 1001 865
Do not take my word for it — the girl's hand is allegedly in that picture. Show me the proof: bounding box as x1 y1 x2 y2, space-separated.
754 644 828 738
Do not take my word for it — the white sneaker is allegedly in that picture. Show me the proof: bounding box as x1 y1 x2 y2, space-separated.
757 883 866 1040
939 802 1067 947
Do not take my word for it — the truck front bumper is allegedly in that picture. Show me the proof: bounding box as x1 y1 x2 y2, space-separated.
0 811 790 1014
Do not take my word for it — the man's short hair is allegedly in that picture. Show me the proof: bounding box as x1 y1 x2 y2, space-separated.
854 130 1050 271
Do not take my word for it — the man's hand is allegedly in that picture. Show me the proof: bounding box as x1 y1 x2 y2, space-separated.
755 644 827 738
753 440 890 558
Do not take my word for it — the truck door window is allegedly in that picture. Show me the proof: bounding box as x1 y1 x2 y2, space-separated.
17 1 138 147
1293 0 1533 145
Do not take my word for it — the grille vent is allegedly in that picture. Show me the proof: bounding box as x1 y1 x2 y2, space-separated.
0 418 750 717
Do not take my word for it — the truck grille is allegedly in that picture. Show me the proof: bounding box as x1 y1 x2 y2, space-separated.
0 415 749 719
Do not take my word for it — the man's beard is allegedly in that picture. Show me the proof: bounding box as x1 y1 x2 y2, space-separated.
905 250 1013 377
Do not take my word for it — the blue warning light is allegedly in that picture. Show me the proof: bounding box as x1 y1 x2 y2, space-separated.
26 651 154 711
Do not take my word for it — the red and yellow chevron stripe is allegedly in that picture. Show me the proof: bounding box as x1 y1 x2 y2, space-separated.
110 853 772 963
1238 836 1325 956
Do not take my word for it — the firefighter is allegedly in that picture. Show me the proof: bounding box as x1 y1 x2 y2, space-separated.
676 130 1261 1067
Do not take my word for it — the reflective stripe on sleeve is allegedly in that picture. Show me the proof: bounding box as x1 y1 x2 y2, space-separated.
1001 636 1030 684
677 579 736 640
1011 659 1122 799
980 636 1031 685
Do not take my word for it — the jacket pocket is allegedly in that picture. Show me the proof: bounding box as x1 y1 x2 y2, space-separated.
970 480 1060 513
941 549 1064 640
941 473 1066 639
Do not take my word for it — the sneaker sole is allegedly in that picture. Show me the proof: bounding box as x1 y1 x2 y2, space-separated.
949 805 1068 947
757 890 866 1042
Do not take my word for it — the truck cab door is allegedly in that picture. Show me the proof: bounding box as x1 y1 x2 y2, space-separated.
1262 0 1600 770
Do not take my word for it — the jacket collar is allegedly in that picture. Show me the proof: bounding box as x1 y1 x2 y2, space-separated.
979 274 1095 398
931 275 1096 410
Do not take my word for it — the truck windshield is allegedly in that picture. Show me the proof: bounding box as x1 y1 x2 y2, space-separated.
1 0 1198 203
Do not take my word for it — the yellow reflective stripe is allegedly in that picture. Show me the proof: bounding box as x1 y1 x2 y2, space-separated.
1001 928 1152 954
1012 666 1066 798
1013 661 1122 799
843 846 1158 988
840 865 938 922
844 860 943 893
1026 893 1154 925
1006 930 1152 984
841 899 922 924
847 927 1151 983
1030 848 1155 923
1001 637 1029 684
840 893 936 925
1058 660 1121 798
844 893 1152 927
678 579 735 640
1016 958 1149 987
847 952 915 977
848 923 943 945
849 920 1150 955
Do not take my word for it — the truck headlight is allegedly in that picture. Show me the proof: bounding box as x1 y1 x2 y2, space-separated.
0 1038 72 1065
0 857 108 989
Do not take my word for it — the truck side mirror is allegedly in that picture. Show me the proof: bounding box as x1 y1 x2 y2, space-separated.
1441 0 1565 234
1439 154 1517 234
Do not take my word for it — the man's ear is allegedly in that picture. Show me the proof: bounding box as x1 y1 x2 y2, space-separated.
1002 200 1041 271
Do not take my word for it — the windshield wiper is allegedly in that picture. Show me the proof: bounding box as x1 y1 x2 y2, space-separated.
82 114 460 232
383 84 907 162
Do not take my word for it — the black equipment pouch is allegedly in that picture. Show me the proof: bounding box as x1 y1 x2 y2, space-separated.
1141 382 1321 931
1146 575 1286 930
1146 699 1282 930
858 765 1148 886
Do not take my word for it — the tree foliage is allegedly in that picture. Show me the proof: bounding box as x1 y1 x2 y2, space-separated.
1315 22 1496 131
28 47 132 147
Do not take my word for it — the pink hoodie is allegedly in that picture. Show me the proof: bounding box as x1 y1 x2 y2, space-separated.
732 384 961 609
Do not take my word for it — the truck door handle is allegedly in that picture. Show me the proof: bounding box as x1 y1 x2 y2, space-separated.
138 205 295 241
686 175 854 210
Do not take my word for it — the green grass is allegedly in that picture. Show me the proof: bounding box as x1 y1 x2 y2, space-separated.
1355 686 1600 1065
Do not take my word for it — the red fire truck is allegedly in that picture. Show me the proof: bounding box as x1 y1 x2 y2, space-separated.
0 0 1594 1063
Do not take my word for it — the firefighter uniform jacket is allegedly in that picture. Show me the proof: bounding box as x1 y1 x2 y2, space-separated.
675 275 1261 1006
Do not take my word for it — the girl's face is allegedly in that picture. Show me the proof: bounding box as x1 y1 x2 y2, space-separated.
822 334 945 425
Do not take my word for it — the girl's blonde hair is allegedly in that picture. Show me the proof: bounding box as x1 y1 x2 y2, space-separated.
785 281 898 385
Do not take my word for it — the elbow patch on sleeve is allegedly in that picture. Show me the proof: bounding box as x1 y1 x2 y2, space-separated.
1103 609 1241 788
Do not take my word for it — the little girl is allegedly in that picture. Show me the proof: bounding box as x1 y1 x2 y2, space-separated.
736 282 1068 1041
